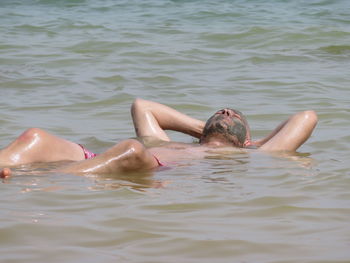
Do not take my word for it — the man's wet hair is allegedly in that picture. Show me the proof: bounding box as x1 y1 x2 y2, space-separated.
200 108 248 147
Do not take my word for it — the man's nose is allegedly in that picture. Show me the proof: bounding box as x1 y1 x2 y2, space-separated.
219 109 232 116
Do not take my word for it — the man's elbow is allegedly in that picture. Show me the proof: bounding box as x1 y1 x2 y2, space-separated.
303 110 318 125
298 110 318 131
131 98 145 115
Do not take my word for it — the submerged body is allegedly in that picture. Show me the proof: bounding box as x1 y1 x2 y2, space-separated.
0 98 317 178
147 142 244 167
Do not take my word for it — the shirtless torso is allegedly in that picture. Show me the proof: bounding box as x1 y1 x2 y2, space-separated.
148 142 244 165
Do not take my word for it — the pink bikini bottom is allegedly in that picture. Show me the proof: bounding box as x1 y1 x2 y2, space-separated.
78 144 98 160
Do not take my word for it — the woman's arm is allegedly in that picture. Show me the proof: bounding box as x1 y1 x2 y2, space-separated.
131 98 205 141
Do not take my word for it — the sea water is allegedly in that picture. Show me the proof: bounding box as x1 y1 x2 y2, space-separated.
0 0 349 262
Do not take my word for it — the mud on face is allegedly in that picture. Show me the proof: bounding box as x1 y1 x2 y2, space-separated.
201 110 247 147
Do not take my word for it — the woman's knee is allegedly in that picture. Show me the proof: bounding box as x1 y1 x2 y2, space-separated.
18 128 47 142
112 139 154 170
119 139 147 158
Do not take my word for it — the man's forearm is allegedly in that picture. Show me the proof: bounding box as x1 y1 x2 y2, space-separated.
254 119 289 146
131 98 205 139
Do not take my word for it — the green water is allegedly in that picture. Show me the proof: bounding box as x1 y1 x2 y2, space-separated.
0 0 350 262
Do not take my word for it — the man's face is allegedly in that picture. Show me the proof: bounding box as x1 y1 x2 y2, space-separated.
201 108 249 147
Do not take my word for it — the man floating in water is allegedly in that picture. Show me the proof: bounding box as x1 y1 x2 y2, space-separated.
0 98 317 178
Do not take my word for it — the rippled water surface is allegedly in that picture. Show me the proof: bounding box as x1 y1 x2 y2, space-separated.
1 0 350 262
